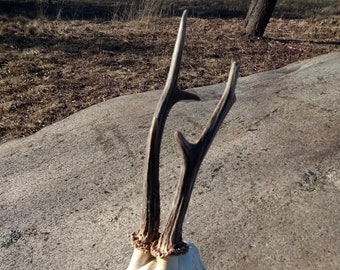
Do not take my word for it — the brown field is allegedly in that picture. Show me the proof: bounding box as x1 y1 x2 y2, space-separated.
0 14 339 143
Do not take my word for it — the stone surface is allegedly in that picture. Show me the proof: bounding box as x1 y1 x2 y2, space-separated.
1 52 339 270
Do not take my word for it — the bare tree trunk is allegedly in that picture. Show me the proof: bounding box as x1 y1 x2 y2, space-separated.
245 0 277 37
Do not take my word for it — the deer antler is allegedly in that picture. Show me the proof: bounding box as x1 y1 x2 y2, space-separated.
127 9 239 270
130 9 200 252
151 61 239 258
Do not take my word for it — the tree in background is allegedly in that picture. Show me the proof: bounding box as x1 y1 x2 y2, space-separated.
245 0 278 37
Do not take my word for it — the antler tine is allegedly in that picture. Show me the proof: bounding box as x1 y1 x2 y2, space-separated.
151 62 240 258
131 10 200 252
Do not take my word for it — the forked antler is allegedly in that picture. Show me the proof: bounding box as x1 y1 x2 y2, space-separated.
131 9 200 252
127 10 239 270
151 60 238 258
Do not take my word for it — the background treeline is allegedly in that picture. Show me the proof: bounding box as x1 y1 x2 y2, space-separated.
0 0 339 20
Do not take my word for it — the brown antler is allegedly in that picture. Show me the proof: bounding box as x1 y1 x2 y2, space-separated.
151 62 240 258
127 9 240 269
131 10 200 251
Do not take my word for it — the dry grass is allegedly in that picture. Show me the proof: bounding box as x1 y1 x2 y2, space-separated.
0 15 339 143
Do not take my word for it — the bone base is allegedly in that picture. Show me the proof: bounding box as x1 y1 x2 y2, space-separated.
127 242 206 270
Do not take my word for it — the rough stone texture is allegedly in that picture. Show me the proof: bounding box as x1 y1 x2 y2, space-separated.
1 52 339 270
